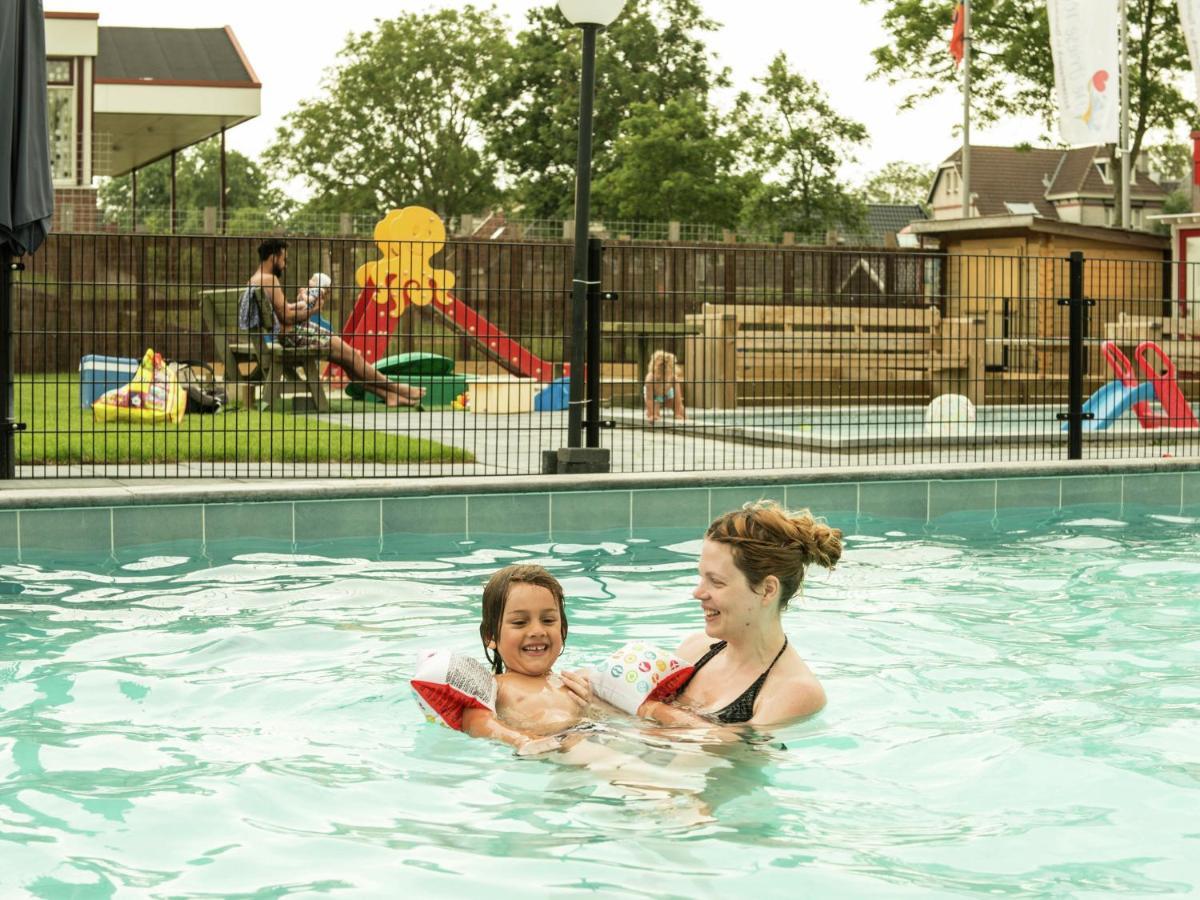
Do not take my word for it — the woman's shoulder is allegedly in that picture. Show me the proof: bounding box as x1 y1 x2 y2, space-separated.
675 632 716 663
753 653 825 723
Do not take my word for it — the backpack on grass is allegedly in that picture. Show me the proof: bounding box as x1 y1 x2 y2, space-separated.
169 361 227 414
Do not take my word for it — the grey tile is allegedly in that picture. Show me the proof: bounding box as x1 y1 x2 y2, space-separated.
0 511 18 559
710 486 783 518
858 480 929 522
995 477 1063 511
1059 475 1122 509
1121 473 1183 512
552 491 630 535
930 479 996 521
382 496 467 540
204 501 294 545
19 507 112 556
632 488 710 530
1185 472 1200 514
112 504 204 554
468 493 550 537
294 499 381 544
785 483 859 518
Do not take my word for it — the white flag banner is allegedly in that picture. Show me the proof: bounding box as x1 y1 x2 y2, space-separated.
1047 0 1120 145
1178 0 1200 101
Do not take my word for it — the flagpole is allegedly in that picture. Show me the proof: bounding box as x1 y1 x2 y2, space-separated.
961 0 972 219
1119 0 1131 228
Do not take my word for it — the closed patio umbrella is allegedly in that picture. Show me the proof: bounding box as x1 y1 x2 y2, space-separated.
0 0 54 477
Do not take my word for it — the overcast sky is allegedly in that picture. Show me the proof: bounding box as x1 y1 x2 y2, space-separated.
46 0 1049 187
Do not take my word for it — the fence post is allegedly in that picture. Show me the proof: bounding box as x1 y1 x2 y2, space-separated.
1060 251 1090 460
0 252 18 479
585 237 603 448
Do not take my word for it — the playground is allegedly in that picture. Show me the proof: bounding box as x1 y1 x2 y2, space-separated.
9 206 1200 476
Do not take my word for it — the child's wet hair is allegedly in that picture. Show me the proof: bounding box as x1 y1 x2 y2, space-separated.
705 500 842 610
479 564 568 674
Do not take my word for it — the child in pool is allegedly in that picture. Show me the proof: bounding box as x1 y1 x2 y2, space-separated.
644 350 686 424
461 564 594 751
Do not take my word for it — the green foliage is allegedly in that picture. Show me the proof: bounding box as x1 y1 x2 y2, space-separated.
98 138 285 228
263 6 508 218
860 161 934 208
1146 142 1192 182
18 375 470 466
866 0 1193 169
735 54 869 237
592 95 744 226
478 0 728 218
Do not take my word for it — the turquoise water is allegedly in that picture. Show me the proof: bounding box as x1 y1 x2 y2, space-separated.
1 508 1198 897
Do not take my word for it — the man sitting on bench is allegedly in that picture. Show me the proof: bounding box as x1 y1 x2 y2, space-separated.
247 239 423 408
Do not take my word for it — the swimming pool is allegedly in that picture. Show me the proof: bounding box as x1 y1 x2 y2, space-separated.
1 497 1196 897
615 404 1172 451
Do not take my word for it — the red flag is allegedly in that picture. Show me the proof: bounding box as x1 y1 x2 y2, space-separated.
949 3 965 67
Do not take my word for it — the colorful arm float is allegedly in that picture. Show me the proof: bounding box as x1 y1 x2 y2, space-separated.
411 650 497 731
587 641 694 716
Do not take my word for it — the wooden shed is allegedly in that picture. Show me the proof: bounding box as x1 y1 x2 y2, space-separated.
908 216 1169 385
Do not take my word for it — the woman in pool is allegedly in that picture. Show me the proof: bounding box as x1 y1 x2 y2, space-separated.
642 500 842 727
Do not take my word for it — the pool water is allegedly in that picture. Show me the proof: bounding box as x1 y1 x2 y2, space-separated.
683 404 1150 446
1 508 1198 897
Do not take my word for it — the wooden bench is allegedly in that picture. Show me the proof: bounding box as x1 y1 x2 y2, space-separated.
684 303 983 408
200 287 329 412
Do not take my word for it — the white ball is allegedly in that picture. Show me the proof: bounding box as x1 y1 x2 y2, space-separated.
925 393 976 436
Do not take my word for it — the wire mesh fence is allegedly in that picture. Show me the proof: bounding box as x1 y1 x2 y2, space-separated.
6 233 1199 478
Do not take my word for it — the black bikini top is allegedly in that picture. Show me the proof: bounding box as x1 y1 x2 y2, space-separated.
675 638 789 724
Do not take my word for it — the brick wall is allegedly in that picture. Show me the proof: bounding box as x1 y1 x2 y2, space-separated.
53 187 100 232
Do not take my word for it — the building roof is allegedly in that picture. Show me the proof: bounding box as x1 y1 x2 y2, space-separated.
1045 145 1165 198
939 146 1063 217
938 145 1168 218
865 203 925 237
96 27 259 85
840 203 926 245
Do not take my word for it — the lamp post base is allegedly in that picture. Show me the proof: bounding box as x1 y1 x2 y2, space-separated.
541 447 611 475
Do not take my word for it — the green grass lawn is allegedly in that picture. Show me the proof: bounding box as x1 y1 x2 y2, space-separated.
14 374 473 466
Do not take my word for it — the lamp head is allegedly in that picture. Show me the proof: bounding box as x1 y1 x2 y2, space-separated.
557 0 626 26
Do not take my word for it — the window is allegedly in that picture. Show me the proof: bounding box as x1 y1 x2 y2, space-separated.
46 59 75 184
1095 160 1111 184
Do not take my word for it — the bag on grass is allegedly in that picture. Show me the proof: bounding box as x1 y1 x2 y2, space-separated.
170 360 227 414
92 348 187 425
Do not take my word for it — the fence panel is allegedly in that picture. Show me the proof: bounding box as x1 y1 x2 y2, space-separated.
8 234 1198 478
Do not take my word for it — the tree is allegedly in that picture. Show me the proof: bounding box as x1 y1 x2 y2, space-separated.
263 6 507 219
477 0 729 218
860 161 934 208
98 138 284 229
591 96 744 226
866 0 1193 178
736 54 869 238
1146 141 1191 182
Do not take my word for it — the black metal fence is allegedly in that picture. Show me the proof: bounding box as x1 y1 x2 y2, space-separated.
4 232 1198 478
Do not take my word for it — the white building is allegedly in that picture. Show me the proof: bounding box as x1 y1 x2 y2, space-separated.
44 11 261 229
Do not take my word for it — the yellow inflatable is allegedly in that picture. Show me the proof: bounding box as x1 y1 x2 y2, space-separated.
92 348 186 424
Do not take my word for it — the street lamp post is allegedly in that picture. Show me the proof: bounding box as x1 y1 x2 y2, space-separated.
559 0 624 462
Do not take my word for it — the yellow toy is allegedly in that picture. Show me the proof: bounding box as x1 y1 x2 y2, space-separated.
451 391 471 411
92 348 186 424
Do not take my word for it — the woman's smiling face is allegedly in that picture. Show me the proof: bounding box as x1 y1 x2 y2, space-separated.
495 582 564 677
693 539 768 638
